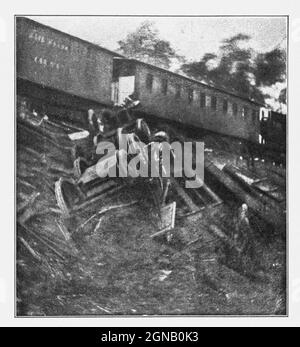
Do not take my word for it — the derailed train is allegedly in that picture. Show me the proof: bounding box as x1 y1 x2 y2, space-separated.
16 17 286 153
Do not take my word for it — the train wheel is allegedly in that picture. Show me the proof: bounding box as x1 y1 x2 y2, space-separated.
55 178 82 217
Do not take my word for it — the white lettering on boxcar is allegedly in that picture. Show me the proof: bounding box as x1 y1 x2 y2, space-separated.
33 56 62 70
28 30 69 52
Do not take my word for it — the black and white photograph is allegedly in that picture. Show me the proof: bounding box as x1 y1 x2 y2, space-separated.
15 14 287 317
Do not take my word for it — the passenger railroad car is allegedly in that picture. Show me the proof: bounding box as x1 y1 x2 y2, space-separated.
112 58 262 143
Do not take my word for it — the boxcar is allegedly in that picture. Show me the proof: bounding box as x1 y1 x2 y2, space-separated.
16 17 121 108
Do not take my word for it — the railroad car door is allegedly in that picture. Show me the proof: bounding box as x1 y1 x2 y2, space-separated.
111 76 135 106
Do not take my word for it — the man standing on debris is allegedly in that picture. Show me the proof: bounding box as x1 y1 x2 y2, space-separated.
234 204 257 274
87 109 98 137
86 109 101 160
234 204 250 250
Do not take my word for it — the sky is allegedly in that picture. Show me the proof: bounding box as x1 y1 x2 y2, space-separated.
29 16 287 62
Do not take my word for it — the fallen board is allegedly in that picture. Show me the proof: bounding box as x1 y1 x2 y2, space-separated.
151 201 177 238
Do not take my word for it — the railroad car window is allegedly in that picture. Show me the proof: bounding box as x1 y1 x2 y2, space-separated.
162 79 168 95
242 106 249 118
146 74 154 92
175 84 181 99
200 93 206 108
232 103 238 116
188 89 194 103
211 96 217 110
223 99 228 114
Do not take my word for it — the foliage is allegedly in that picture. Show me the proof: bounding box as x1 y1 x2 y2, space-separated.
278 87 287 105
117 21 182 69
181 34 286 106
255 49 286 87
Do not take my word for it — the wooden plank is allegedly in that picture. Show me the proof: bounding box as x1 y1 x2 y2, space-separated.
76 200 139 232
201 183 222 204
19 237 42 262
150 202 176 238
172 179 198 213
86 180 118 198
73 184 126 212
188 188 208 206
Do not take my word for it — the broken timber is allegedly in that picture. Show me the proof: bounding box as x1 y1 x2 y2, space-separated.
204 160 285 231
172 178 198 213
150 201 176 238
171 177 222 218
223 164 286 206
76 200 139 232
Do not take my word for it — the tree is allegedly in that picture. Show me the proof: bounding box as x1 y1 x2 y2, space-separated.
180 33 286 106
254 48 286 87
181 53 217 82
278 87 287 105
117 21 181 69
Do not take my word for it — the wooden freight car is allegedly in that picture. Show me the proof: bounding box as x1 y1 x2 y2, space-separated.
16 17 122 126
